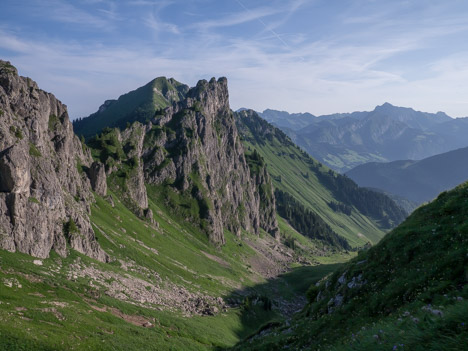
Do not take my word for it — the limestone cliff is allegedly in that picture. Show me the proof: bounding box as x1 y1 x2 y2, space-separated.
90 77 279 244
0 61 107 261
139 78 278 243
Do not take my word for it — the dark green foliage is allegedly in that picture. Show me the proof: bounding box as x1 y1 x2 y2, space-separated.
283 236 296 250
245 149 264 175
0 109 4 116
28 143 41 157
316 169 407 228
275 189 350 250
328 201 352 215
305 284 320 303
87 128 125 169
192 101 203 113
241 295 273 312
63 218 79 238
153 174 213 235
0 61 16 74
143 125 163 149
126 156 139 169
236 109 292 146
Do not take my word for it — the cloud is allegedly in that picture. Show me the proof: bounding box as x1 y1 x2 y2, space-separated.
37 0 113 28
144 12 180 35
193 5 279 30
2 1 468 118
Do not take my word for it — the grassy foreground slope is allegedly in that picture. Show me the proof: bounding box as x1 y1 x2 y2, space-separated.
236 110 407 247
233 181 468 351
0 186 310 351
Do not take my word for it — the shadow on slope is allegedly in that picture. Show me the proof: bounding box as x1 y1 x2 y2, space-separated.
215 263 342 349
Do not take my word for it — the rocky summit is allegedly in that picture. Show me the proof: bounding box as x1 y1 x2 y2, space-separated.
140 77 279 243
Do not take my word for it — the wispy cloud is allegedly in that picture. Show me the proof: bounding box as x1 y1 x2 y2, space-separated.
2 0 468 118
145 12 180 35
37 0 113 28
193 5 279 30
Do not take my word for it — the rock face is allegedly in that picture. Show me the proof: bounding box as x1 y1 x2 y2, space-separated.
120 123 148 210
0 61 107 261
88 162 107 196
140 77 279 243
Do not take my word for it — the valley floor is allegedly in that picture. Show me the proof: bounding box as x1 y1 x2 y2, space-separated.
0 190 347 351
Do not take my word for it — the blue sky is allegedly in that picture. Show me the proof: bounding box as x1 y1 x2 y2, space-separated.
2 0 468 118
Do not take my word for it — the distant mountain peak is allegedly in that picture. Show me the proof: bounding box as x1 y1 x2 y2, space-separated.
374 102 410 112
436 111 451 119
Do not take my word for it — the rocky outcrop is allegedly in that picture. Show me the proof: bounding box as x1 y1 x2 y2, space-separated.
88 162 107 196
141 77 279 243
255 165 279 240
120 123 148 210
0 60 107 261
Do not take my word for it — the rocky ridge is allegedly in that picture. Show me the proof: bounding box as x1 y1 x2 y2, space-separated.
0 60 107 261
128 78 278 243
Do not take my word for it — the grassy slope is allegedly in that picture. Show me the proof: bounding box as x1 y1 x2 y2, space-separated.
0 182 340 350
240 130 386 247
73 77 185 138
0 192 267 350
233 182 468 351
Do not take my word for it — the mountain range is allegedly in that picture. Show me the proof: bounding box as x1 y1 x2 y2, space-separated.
260 104 468 172
346 146 468 205
0 59 466 350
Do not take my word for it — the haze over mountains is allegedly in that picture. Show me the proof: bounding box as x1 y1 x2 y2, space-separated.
260 103 468 173
346 146 468 205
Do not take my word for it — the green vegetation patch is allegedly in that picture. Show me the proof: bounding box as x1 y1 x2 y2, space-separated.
9 126 23 139
275 189 350 250
48 114 59 131
0 61 17 74
29 143 41 157
28 197 40 204
63 218 79 238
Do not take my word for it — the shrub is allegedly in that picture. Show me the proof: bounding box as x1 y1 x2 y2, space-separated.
63 219 79 238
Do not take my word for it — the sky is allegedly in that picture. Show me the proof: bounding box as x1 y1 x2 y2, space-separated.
2 0 468 119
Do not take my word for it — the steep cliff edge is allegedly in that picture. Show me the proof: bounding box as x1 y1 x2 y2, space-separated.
143 77 278 243
0 61 107 261
82 77 279 244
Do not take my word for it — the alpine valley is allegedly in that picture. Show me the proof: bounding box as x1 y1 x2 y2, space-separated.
0 60 466 351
